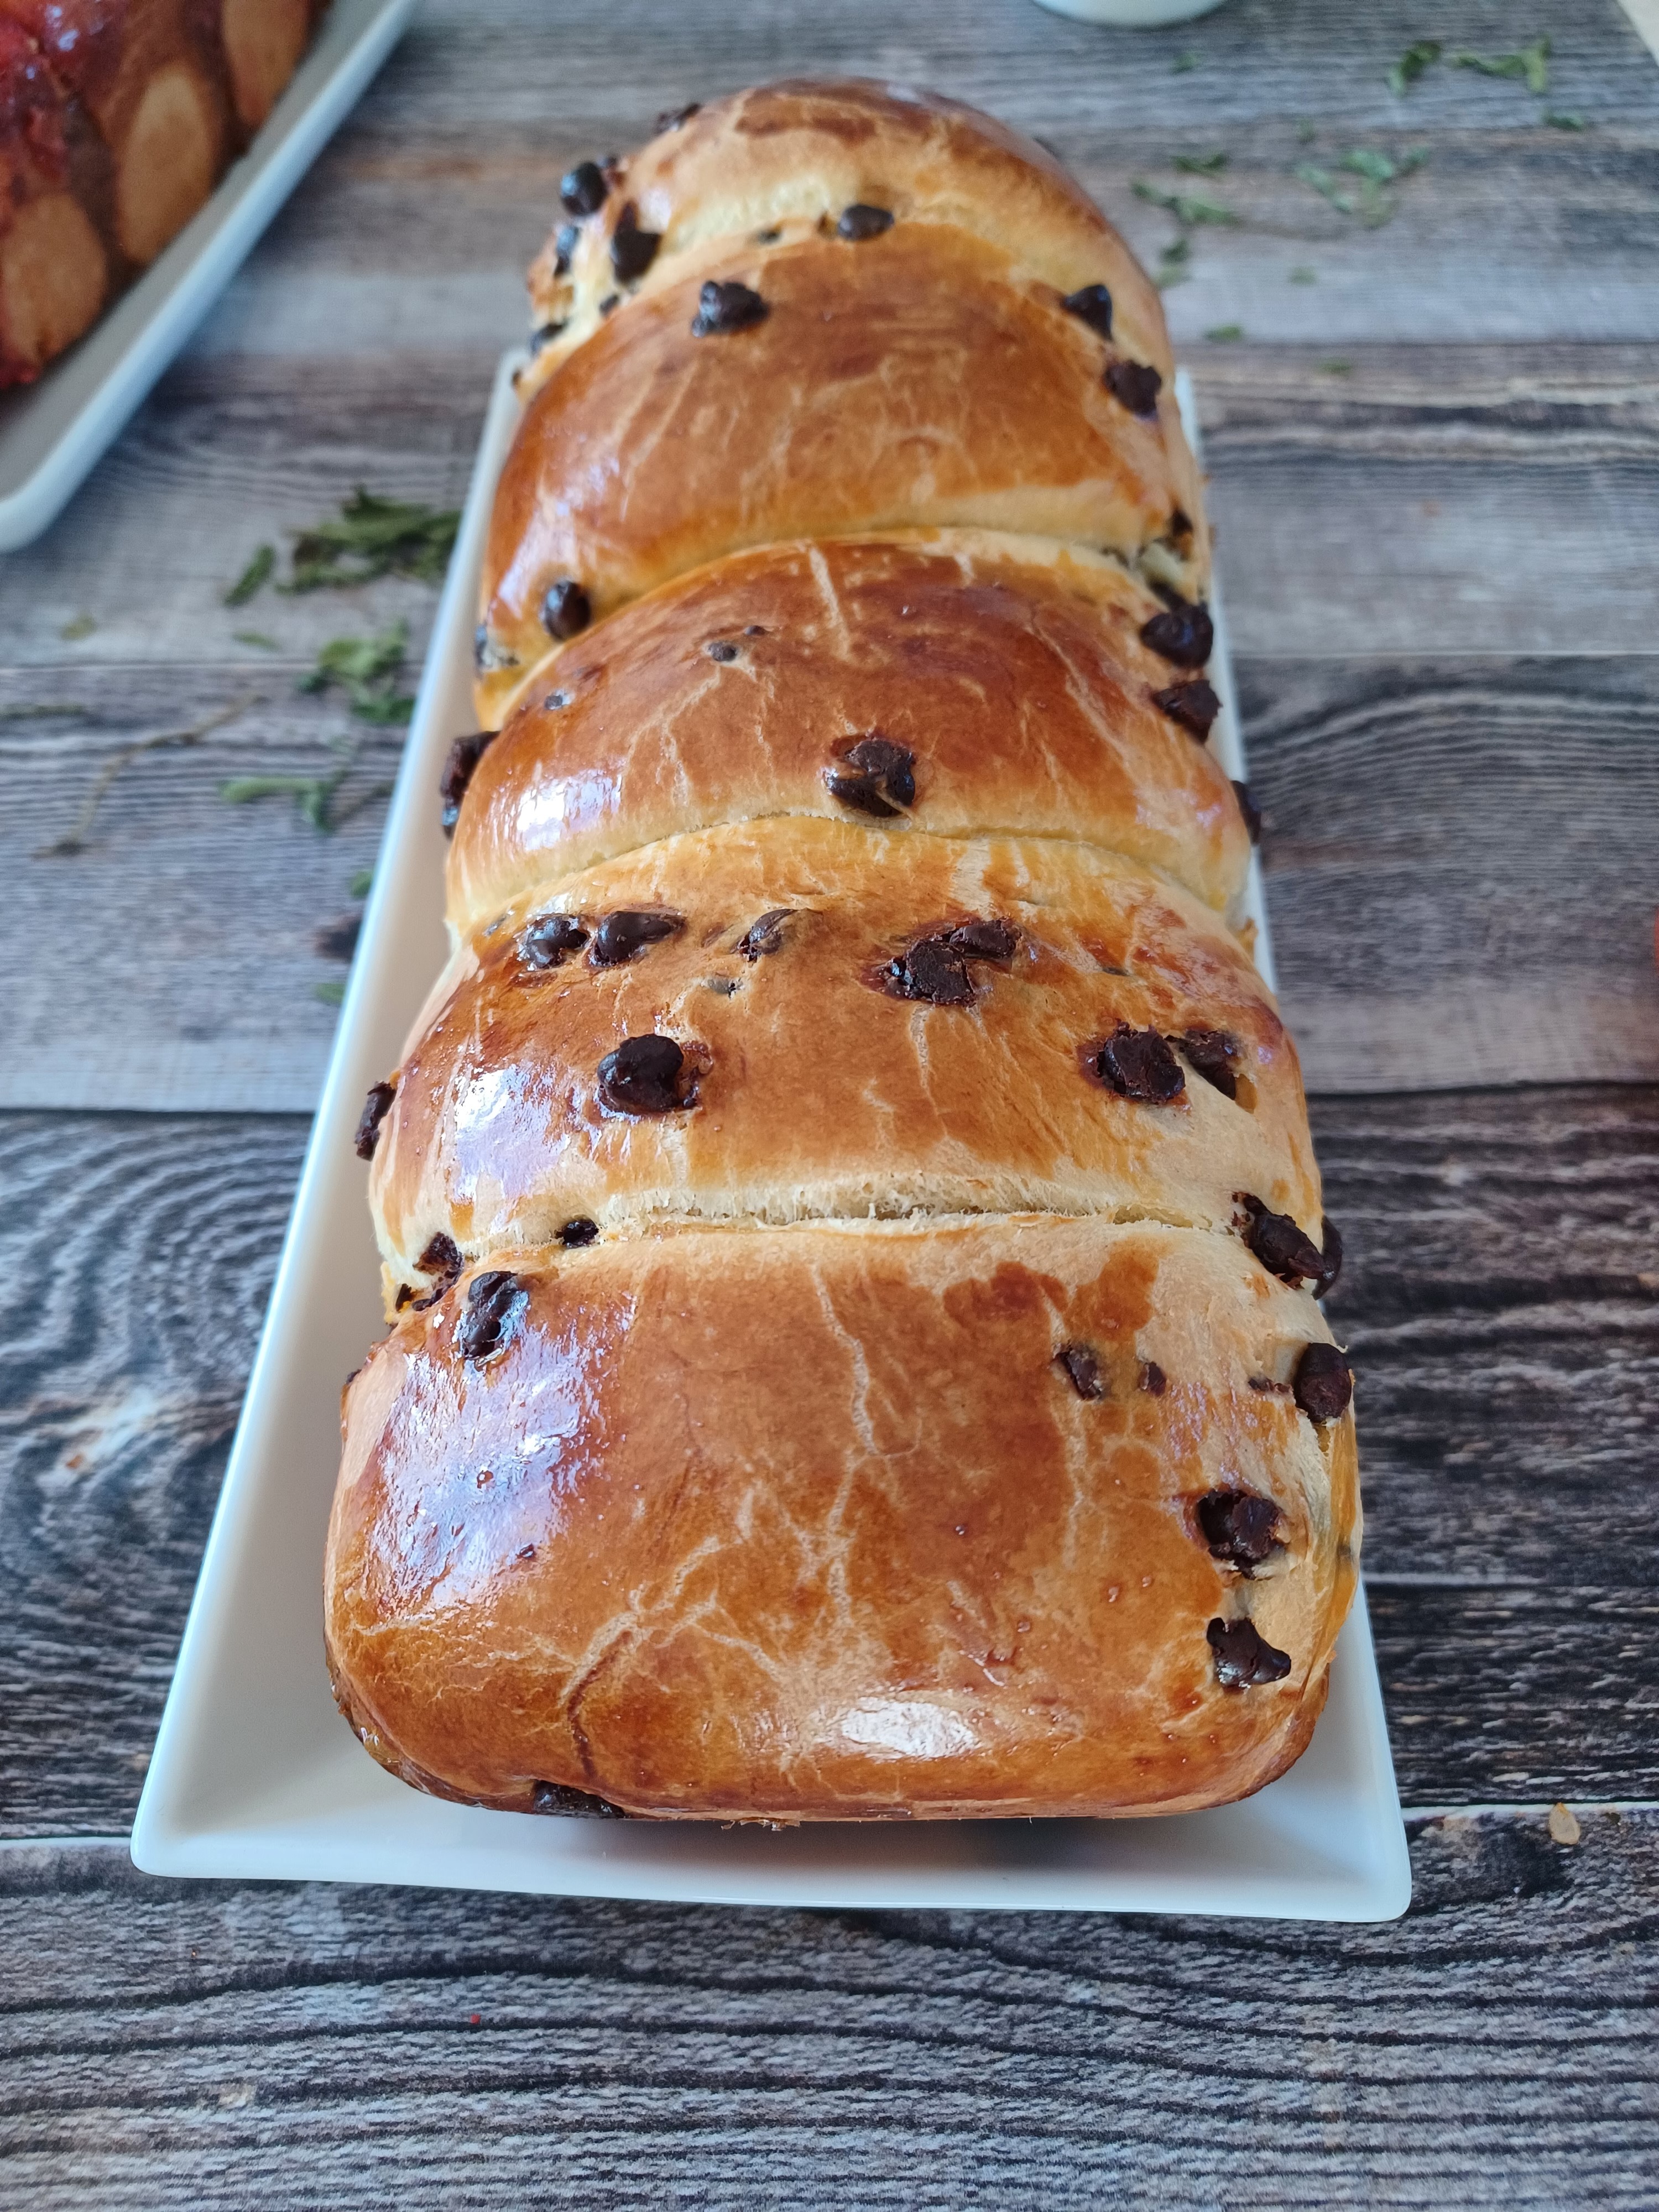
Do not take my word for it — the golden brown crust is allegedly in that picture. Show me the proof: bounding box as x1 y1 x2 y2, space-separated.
524 78 1171 404
374 818 1318 1282
326 1219 1358 1822
478 220 1205 727
451 531 1247 925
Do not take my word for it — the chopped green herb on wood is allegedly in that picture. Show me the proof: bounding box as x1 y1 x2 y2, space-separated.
1171 50 1197 74
223 545 275 607
1206 324 1244 342
1290 265 1318 284
1133 181 1237 226
1387 40 1441 96
299 622 414 725
1155 236 1191 289
349 867 374 899
314 980 346 1006
1452 36 1550 95
59 613 96 641
1319 358 1355 376
1173 150 1227 174
282 488 459 592
233 630 279 651
1545 111 1587 130
1296 146 1427 227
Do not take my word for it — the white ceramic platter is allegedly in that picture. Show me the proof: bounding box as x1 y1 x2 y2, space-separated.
132 360 1411 1921
0 0 416 552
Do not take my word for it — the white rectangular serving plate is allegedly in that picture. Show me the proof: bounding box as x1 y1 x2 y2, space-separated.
133 360 1411 1921
0 0 415 552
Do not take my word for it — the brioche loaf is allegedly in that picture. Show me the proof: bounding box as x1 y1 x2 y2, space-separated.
0 0 325 388
327 79 1359 1825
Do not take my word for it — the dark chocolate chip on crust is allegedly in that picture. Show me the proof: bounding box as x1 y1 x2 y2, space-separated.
1233 780 1262 844
1237 1194 1326 1285
520 913 590 969
1062 283 1114 339
1139 1361 1167 1395
1105 359 1162 416
1094 1024 1186 1103
410 1230 463 1309
883 919 1020 1005
1208 1615 1292 1688
354 1081 396 1160
838 202 895 241
589 909 685 966
552 221 579 275
597 1033 697 1114
531 1779 629 1818
529 319 566 356
655 102 700 133
841 734 916 807
440 731 497 835
1178 1026 1239 1099
457 1270 529 1364
1314 1217 1344 1295
610 202 661 284
1153 679 1222 738
706 638 739 661
737 909 792 959
541 578 592 640
557 1217 599 1248
559 160 608 217
1057 1343 1104 1400
1139 599 1213 668
1293 1341 1353 1423
691 280 768 336
1198 1491 1282 1572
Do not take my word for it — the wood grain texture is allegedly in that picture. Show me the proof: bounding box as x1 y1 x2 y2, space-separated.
1 1817 1655 2210
3 1092 1656 1838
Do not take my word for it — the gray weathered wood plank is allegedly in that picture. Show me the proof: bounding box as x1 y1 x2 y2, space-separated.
0 1817 1654 2209
3 1091 1655 1837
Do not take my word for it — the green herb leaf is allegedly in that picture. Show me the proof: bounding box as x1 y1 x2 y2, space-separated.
59 613 96 640
1298 147 1427 227
1545 110 1587 130
1342 148 1397 184
1386 39 1441 96
280 489 460 593
1205 324 1244 342
349 691 416 726
233 630 279 650
1296 120 1317 144
1319 359 1354 377
225 545 275 607
314 979 346 1006
1452 36 1549 95
349 867 374 898
1173 151 1228 174
1133 181 1237 226
1289 265 1318 284
1172 49 1197 74
1295 163 1356 216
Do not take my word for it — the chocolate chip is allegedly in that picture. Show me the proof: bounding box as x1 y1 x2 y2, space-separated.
1094 1024 1185 1104
552 221 579 275
825 770 900 818
529 319 566 355
883 920 1018 1005
557 1217 599 1248
457 1270 528 1364
837 202 894 241
440 731 497 835
706 639 739 661
1153 679 1221 738
1207 1616 1292 1688
1167 507 1193 547
394 1284 415 1310
655 102 700 133
559 160 608 217
1062 283 1114 340
541 579 592 640
754 226 782 244
520 913 589 969
599 293 620 316
842 735 915 807
354 1081 395 1160
1139 599 1213 668
1237 1194 1326 1286
1057 1343 1104 1400
737 909 792 959
597 1032 696 1114
531 1779 628 1818
691 279 768 336
1105 360 1162 416
610 202 661 284
590 909 684 966
1178 1026 1239 1099
1198 1492 1282 1572
416 1231 461 1279
744 624 767 636
1140 1361 1167 1395
1314 1217 1344 1295
1233 780 1262 844
1294 1342 1353 1423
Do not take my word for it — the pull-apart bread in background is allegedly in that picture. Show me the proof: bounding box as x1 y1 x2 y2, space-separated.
326 79 1360 1826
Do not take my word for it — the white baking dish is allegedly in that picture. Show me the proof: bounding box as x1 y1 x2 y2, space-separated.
0 0 416 552
132 359 1411 1920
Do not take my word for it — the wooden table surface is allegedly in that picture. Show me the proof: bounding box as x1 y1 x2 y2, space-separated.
4 1 1659 2201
